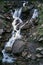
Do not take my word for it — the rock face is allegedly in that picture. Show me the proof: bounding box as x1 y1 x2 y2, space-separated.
12 39 25 54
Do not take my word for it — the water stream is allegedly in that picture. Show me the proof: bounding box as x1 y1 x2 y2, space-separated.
2 7 23 63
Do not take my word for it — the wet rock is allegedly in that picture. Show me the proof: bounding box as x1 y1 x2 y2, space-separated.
5 47 12 53
12 39 25 54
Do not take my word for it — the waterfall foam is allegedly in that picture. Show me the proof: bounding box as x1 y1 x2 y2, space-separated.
13 8 22 18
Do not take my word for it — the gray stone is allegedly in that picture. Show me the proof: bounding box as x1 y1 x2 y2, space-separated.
12 39 25 54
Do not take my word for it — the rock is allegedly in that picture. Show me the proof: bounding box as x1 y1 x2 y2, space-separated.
36 54 43 58
36 47 43 51
26 54 32 59
0 29 4 35
12 39 25 54
22 51 27 57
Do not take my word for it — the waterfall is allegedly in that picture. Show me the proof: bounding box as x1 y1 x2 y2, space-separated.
13 8 22 18
30 9 38 27
32 9 38 19
2 7 23 63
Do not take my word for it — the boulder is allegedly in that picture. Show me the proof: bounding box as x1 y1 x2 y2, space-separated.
12 39 25 54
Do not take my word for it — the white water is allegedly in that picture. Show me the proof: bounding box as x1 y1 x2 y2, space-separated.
2 7 23 63
13 8 22 18
2 49 16 63
30 9 38 26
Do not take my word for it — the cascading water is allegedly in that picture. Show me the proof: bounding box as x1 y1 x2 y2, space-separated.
30 9 38 27
2 1 38 63
2 7 23 63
